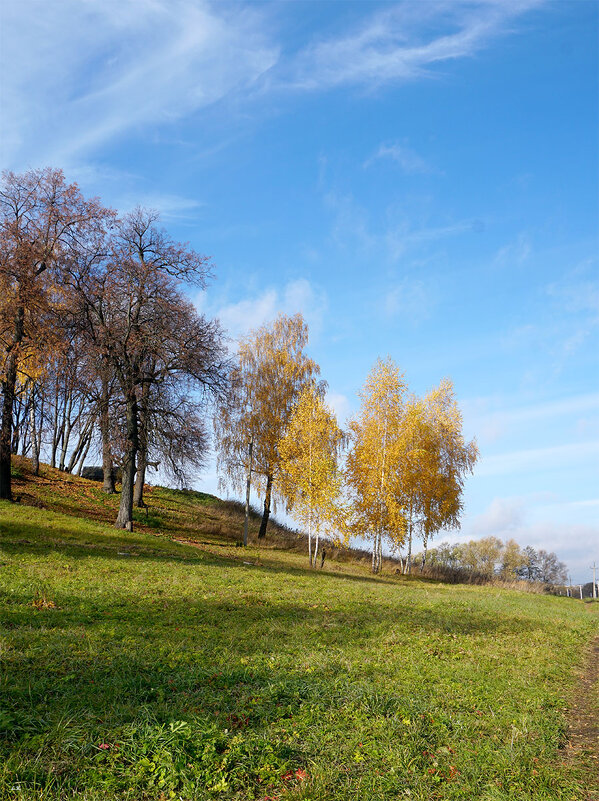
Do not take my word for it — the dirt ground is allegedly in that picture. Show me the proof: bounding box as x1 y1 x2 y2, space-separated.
566 628 599 799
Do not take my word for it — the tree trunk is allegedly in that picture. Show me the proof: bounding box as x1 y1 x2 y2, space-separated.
0 305 25 501
58 388 74 471
15 391 30 456
50 382 60 469
29 394 40 476
76 434 92 476
100 370 115 493
133 381 149 507
133 447 147 507
242 439 253 547
67 414 94 473
406 520 413 574
258 474 273 539
0 363 17 500
115 393 138 529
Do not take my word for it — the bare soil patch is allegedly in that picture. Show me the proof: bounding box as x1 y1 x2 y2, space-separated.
566 629 599 799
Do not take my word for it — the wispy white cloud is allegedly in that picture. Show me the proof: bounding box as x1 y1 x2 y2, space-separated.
462 392 599 444
545 259 599 369
566 499 599 509
385 219 475 261
1 0 279 169
1 0 547 171
467 496 526 536
546 260 599 315
287 0 545 91
493 232 532 266
383 278 437 323
324 190 476 264
476 440 599 478
120 192 204 221
364 141 434 174
197 278 328 343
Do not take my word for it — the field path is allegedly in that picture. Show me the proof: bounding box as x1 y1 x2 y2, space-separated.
567 627 599 799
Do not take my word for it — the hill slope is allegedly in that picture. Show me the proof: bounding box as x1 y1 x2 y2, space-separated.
1 460 598 800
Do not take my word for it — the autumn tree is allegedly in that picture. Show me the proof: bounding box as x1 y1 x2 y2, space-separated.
0 168 105 500
132 322 223 508
278 383 344 566
215 313 320 540
423 541 464 571
500 539 527 579
346 358 408 574
64 207 226 528
461 536 503 576
405 380 478 571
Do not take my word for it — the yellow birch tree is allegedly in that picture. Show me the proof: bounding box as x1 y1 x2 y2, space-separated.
215 313 320 540
278 383 344 567
345 357 407 574
397 379 478 572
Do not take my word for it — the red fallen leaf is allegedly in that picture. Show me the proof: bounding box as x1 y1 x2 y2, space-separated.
295 769 308 781
281 771 294 782
98 743 111 750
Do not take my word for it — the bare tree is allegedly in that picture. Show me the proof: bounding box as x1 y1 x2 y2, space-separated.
0 168 105 499
64 207 225 528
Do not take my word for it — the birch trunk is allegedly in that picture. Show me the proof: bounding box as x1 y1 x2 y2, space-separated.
372 535 377 573
29 396 40 476
242 439 253 547
373 418 388 574
58 389 75 471
258 473 273 539
421 535 428 569
50 383 61 469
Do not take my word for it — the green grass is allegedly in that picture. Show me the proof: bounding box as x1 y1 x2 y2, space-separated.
1 466 598 800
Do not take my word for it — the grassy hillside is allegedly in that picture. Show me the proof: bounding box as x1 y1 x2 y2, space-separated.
1 461 598 800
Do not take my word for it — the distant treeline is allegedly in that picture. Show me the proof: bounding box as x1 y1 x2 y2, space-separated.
413 537 568 585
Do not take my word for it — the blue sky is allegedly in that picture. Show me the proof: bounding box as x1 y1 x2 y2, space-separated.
2 0 597 581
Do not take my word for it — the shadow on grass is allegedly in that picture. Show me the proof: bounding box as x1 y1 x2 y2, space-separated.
1 550 544 644
0 525 560 799
1 517 401 589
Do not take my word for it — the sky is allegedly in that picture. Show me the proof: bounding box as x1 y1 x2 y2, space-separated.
1 0 597 582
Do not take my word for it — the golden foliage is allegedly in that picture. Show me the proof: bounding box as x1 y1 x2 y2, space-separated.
278 383 344 565
215 313 320 513
346 357 408 572
346 361 478 573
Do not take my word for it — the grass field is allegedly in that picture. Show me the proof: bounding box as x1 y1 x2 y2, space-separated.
1 461 598 800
